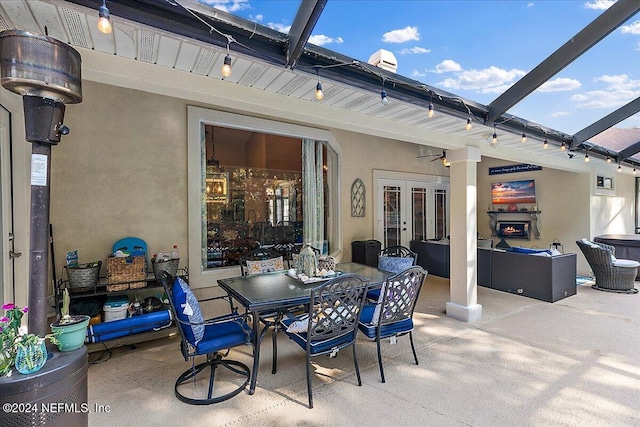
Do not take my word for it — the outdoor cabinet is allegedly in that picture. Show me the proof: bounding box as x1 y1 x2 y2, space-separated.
351 240 381 267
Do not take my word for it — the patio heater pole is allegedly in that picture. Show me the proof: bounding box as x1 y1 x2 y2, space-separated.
28 138 54 337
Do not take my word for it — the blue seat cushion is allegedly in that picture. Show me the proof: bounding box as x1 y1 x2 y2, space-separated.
281 316 357 355
357 303 413 339
366 288 381 301
195 320 252 355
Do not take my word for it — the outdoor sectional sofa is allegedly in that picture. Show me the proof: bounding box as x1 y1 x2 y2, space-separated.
410 240 577 302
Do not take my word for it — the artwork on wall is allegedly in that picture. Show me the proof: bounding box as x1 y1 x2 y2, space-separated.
351 178 365 217
491 179 536 205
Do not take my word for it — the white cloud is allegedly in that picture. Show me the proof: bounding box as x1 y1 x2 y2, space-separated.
382 26 420 43
251 14 264 22
527 2 535 7
201 0 250 13
621 20 640 35
434 59 462 74
267 22 291 34
551 111 572 117
594 74 640 90
308 35 344 46
412 69 427 78
569 74 640 109
437 66 526 94
398 47 431 55
571 89 639 109
583 0 616 10
538 77 582 92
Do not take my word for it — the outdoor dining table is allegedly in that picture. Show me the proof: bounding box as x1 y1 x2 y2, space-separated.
217 261 393 394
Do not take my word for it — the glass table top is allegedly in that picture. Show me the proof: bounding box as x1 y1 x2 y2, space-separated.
218 262 391 311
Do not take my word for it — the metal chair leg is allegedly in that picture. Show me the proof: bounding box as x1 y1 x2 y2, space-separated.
409 331 419 365
306 355 314 408
352 344 362 386
376 336 385 383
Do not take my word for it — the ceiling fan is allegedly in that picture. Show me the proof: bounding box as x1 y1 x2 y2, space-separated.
415 150 449 166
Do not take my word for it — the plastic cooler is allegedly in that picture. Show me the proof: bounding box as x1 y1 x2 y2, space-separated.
103 296 129 322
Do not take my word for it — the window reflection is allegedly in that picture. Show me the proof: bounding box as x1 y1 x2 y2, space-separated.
204 125 331 269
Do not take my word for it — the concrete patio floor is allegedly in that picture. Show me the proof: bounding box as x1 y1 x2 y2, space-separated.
86 275 640 426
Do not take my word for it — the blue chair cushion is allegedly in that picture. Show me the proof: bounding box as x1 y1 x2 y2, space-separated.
195 320 252 355
357 303 414 339
172 276 205 345
378 256 414 274
281 316 357 355
366 288 381 301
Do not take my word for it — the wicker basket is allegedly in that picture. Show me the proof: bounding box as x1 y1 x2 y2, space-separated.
152 258 179 282
106 255 147 291
65 261 102 293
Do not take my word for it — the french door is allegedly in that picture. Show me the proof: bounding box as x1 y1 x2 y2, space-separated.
375 177 448 248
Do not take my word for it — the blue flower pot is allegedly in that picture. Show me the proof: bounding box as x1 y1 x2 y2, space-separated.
14 340 47 374
50 315 90 352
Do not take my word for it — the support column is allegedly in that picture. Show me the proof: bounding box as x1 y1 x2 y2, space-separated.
445 147 482 322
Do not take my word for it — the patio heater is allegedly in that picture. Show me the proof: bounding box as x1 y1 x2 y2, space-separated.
0 30 87 427
0 29 82 336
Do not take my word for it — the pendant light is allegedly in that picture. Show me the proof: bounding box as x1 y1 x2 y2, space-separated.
98 0 112 34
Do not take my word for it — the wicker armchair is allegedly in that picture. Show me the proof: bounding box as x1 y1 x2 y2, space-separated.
576 240 639 293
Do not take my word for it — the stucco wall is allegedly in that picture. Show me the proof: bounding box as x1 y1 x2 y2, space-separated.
50 81 188 269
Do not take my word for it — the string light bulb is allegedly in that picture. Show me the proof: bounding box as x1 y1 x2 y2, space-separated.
606 156 612 163
98 0 112 34
314 68 324 100
315 81 324 101
491 125 498 146
427 92 434 118
584 151 590 162
618 164 622 173
221 53 232 77
380 89 388 106
465 116 472 130
521 132 527 144
634 166 637 175
560 141 566 151
543 138 548 149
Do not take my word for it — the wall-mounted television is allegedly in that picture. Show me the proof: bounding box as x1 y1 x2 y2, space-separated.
491 179 536 205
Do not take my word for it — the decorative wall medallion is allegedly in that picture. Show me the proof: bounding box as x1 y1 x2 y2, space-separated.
351 178 365 217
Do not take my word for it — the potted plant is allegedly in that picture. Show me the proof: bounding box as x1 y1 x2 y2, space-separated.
1 303 59 376
50 289 90 352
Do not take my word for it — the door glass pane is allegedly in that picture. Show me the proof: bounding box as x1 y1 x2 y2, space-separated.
411 187 427 241
383 185 401 247
434 189 447 239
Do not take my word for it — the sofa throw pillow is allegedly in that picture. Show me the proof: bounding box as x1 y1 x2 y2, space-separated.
507 247 551 256
172 276 205 344
245 257 284 275
378 256 414 274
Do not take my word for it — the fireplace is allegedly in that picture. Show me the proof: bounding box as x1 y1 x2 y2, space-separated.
496 221 530 239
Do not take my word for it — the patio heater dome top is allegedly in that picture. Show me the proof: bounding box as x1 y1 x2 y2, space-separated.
0 29 82 104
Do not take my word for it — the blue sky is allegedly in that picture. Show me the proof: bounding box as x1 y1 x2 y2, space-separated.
200 0 639 136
